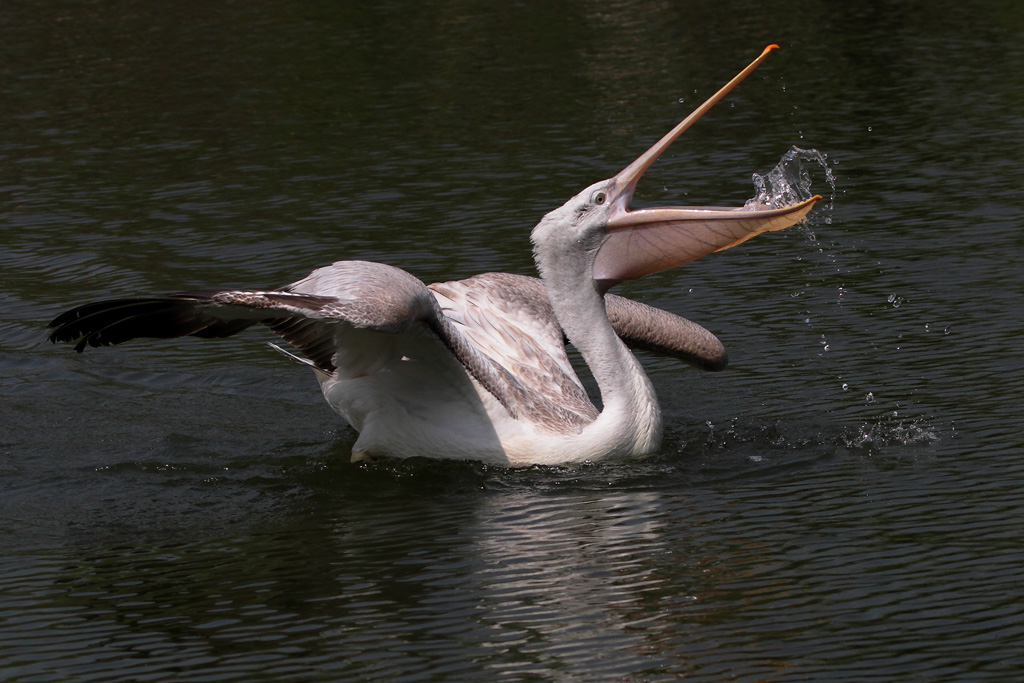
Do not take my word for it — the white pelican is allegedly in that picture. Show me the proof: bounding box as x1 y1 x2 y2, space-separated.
49 45 819 465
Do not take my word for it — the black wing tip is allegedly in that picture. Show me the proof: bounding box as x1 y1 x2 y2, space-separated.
45 295 220 353
47 314 85 350
48 307 84 333
47 303 112 352
47 323 117 353
46 328 72 346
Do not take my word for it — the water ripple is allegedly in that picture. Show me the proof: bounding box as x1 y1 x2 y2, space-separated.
5 1 1024 680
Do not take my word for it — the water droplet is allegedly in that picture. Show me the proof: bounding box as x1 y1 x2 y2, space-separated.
887 293 903 308
743 146 836 217
867 126 873 132
943 326 951 335
842 383 849 391
678 97 685 104
865 392 875 403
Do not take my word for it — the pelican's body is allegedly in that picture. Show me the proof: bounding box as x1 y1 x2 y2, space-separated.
313 270 639 465
48 46 820 466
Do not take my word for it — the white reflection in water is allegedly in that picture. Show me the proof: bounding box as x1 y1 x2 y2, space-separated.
465 490 680 673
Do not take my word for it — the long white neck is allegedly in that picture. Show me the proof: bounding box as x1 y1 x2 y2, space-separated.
539 252 663 457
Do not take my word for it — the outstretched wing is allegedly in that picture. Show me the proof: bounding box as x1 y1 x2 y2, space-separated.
428 272 729 427
48 261 431 372
48 261 533 421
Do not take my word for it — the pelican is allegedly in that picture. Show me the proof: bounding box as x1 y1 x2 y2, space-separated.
49 45 819 466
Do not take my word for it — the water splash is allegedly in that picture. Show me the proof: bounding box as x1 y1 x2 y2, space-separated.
744 146 836 222
840 411 939 452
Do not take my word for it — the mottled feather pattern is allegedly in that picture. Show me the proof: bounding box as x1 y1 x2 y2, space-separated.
431 273 599 430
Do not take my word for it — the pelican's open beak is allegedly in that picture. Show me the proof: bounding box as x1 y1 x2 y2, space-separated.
595 45 821 286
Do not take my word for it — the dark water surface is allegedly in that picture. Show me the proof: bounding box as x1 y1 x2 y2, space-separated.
4 1 1024 680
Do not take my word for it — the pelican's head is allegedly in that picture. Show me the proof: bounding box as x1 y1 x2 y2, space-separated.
531 45 820 292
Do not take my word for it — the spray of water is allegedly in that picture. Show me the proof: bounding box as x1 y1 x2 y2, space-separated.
743 146 836 223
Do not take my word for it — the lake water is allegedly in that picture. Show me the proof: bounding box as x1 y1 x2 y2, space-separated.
3 1 1024 680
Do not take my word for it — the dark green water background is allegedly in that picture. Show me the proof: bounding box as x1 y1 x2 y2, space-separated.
3 1 1023 680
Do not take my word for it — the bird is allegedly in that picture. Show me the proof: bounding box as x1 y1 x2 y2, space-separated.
48 45 819 466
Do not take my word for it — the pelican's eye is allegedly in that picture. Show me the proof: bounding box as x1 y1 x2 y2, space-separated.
592 191 607 206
